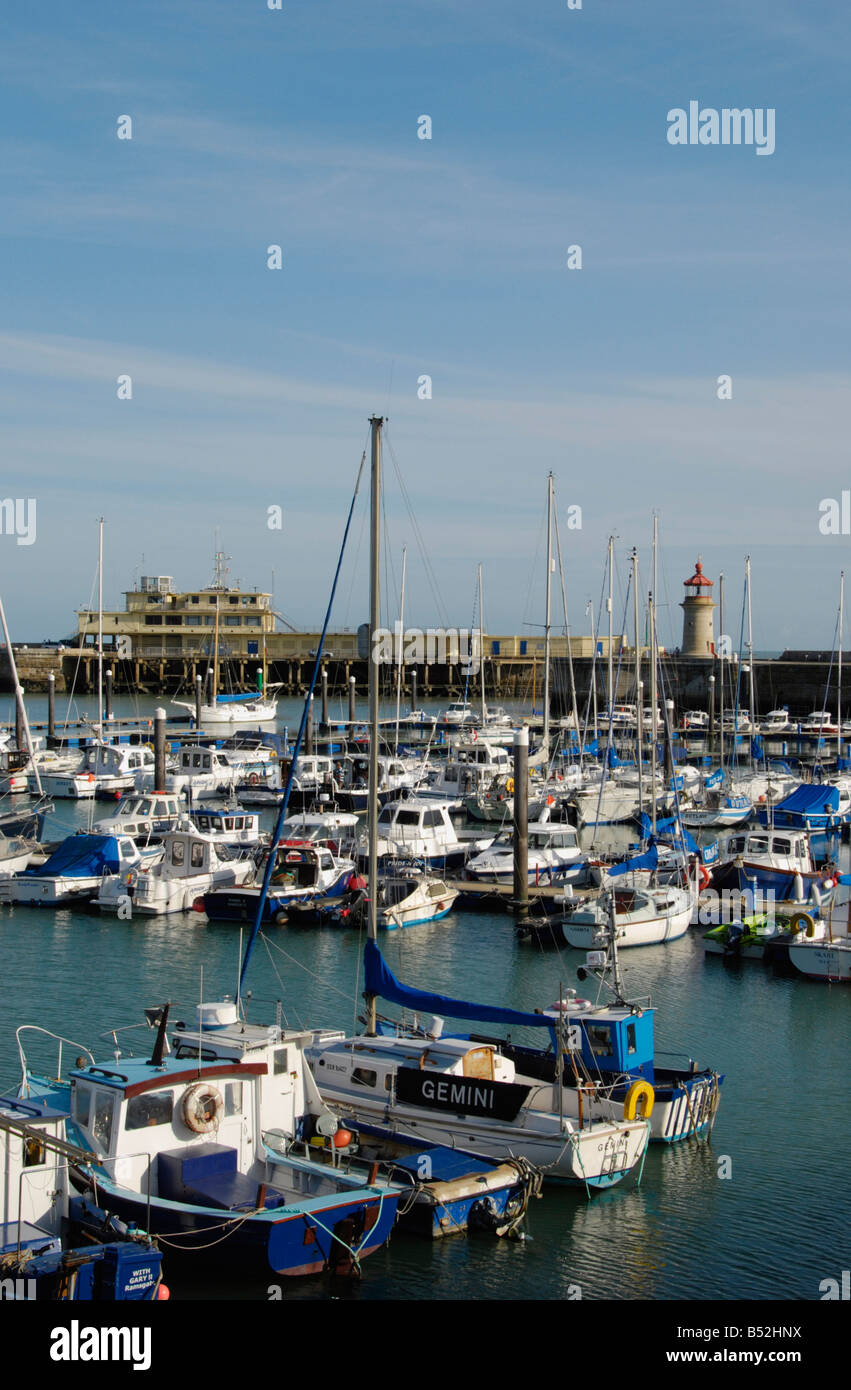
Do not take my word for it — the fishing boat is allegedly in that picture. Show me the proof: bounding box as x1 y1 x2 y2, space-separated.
336 870 457 931
202 842 356 924
761 708 794 735
787 937 851 981
710 827 837 902
508 916 723 1142
0 1091 166 1301
96 828 257 915
18 1002 402 1278
798 711 839 737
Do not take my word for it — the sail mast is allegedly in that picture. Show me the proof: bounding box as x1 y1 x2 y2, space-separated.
478 563 487 728
632 547 642 816
366 415 383 1037
607 534 614 723
839 571 844 761
394 545 406 752
97 517 104 737
543 473 553 753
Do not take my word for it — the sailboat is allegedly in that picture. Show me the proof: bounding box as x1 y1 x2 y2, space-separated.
173 552 280 731
307 420 651 1189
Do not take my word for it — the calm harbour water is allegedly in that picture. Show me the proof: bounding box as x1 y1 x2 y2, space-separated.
2 693 848 1302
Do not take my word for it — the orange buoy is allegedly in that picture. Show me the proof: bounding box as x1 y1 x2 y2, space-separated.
332 1128 353 1148
156 1283 171 1300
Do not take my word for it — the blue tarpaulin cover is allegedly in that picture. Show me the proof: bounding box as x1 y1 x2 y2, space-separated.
363 940 557 1038
773 784 839 814
608 844 659 878
25 833 125 878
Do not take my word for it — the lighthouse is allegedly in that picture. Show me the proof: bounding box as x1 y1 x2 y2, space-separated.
681 558 715 657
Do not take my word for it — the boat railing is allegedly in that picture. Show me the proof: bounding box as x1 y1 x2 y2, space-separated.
16 1026 95 1095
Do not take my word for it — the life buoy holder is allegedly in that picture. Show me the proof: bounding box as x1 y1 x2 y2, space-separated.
623 1079 655 1121
248 772 260 786
787 910 815 938
182 1083 223 1134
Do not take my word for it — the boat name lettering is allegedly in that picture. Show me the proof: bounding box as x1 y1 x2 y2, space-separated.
421 1078 493 1109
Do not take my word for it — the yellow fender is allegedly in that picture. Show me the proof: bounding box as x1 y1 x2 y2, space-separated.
624 1079 655 1120
788 911 815 938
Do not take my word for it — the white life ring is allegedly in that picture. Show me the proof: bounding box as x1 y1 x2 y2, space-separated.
182 1083 223 1134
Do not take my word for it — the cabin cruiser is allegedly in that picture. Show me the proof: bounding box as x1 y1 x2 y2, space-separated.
679 710 709 732
753 779 851 832
335 755 419 813
418 740 513 811
96 828 257 915
465 822 584 885
439 701 477 727
798 711 839 736
358 797 492 871
277 811 360 858
761 708 794 735
92 793 189 844
166 745 275 799
35 742 156 800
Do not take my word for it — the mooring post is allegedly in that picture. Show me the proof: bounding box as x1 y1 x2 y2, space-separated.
348 675 357 725
512 726 529 920
154 706 167 793
195 674 203 730
47 671 56 741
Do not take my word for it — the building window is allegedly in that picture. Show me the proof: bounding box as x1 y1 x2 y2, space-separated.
145 616 163 625
224 617 241 627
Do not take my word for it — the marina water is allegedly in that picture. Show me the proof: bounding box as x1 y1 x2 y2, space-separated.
2 694 848 1301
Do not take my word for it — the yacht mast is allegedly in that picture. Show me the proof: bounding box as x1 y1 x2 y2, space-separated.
97 517 104 737
478 563 487 728
543 473 553 753
366 415 383 1037
839 571 845 760
632 548 643 816
746 555 755 739
0 595 42 796
394 545 407 751
607 534 614 722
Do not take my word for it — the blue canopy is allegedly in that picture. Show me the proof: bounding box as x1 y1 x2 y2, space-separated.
26 833 125 878
363 940 557 1040
774 784 839 814
751 735 765 762
606 746 620 769
215 693 262 704
608 843 659 878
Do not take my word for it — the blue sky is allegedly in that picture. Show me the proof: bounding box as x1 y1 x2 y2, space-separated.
1 1 850 652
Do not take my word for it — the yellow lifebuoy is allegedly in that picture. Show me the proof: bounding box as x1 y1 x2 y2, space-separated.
144 743 154 753
182 1083 223 1134
623 1079 655 1120
788 911 815 938
505 778 514 795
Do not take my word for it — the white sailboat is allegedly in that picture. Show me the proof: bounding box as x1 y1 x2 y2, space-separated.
308 419 651 1189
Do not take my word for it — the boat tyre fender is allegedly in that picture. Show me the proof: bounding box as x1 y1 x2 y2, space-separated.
182 1083 223 1134
787 910 815 938
623 1079 655 1121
